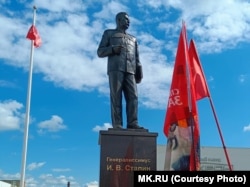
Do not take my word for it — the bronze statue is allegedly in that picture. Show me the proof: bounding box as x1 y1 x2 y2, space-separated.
97 12 144 130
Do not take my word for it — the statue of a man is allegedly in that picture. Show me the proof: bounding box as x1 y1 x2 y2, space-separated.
97 12 144 130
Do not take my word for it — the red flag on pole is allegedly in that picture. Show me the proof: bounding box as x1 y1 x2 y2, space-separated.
163 22 190 138
189 39 209 100
163 22 200 171
26 25 42 48
189 39 233 170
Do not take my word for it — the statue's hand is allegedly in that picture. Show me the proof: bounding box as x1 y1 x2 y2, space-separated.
112 45 123 54
135 64 143 84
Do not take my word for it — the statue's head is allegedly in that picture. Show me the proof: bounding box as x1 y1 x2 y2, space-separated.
115 12 130 30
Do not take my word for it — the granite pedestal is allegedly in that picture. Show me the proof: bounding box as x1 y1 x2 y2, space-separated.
99 129 158 187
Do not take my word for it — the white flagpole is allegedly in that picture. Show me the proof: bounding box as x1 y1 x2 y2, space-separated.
20 6 37 187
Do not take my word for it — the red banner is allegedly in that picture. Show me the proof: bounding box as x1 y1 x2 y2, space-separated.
164 22 201 171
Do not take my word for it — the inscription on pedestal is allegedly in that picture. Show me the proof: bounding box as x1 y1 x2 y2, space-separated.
99 129 158 187
106 157 151 171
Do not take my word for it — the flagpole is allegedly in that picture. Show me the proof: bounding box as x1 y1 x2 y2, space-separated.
207 93 233 170
190 41 233 171
20 6 37 187
182 21 197 171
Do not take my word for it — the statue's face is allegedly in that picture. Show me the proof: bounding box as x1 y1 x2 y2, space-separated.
119 14 130 30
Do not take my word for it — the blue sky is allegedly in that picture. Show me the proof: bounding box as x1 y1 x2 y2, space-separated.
0 0 250 186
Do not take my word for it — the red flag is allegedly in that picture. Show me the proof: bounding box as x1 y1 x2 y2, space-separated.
189 39 209 100
163 22 190 137
163 22 200 171
26 25 42 48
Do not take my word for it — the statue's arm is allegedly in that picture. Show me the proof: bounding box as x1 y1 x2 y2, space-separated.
135 40 141 66
97 30 113 57
135 40 143 83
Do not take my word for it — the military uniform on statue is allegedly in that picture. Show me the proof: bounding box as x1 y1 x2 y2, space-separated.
97 12 146 131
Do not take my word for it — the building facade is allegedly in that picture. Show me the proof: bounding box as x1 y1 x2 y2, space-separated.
157 145 250 170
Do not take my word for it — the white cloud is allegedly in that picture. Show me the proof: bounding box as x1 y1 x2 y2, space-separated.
238 74 247 83
0 170 20 180
0 80 17 88
243 124 250 132
140 0 250 53
93 123 112 132
38 174 78 187
27 162 46 171
33 0 84 12
0 100 24 131
84 181 98 187
52 168 71 172
37 115 67 133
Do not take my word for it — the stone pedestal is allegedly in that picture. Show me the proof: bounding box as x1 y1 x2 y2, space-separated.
99 129 158 187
